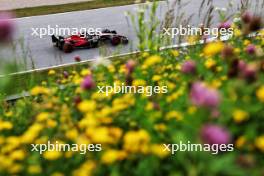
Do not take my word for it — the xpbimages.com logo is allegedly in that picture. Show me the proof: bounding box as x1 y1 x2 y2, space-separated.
31 141 102 154
31 25 102 38
163 141 234 155
162 25 233 38
97 83 168 96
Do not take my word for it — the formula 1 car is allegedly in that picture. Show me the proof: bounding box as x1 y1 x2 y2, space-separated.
51 29 129 53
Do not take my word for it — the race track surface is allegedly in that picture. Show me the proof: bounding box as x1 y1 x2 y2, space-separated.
0 0 252 70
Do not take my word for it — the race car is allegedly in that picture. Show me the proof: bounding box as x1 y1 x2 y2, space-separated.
51 29 129 53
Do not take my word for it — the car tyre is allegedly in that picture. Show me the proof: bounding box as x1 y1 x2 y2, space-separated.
91 41 99 48
111 36 121 46
121 37 129 44
58 41 64 50
63 42 74 53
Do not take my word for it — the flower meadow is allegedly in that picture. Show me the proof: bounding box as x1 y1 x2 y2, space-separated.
1 2 264 176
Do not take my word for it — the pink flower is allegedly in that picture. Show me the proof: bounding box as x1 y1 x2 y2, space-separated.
63 71 69 79
246 44 256 54
81 75 95 90
242 11 252 24
181 60 196 74
0 12 14 43
200 124 231 145
190 82 220 108
218 21 231 29
74 55 81 62
238 60 247 70
241 64 257 82
126 60 136 74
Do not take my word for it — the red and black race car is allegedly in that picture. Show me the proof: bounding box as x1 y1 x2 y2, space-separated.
51 29 129 53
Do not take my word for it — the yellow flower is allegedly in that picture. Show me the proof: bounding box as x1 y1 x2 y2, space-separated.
185 55 191 60
204 58 216 69
166 82 176 90
109 127 123 140
232 109 249 123
0 136 4 145
234 28 242 37
0 155 13 168
216 66 223 72
255 136 264 152
123 130 150 153
51 172 64 176
73 89 81 96
187 35 199 44
73 76 82 85
243 39 250 46
79 114 98 129
66 129 78 140
221 76 227 81
81 69 91 76
203 41 224 56
10 150 26 160
171 50 179 57
76 136 91 146
108 64 116 73
31 86 50 95
21 124 43 143
97 106 112 117
28 165 42 174
235 136 246 149
175 64 181 71
260 29 264 36
6 136 20 147
4 111 13 117
118 64 126 74
154 123 167 132
101 150 127 164
46 119 57 128
151 144 169 158
35 136 49 144
8 164 22 174
78 100 96 113
187 106 197 114
86 127 112 144
36 112 50 122
234 48 241 54
0 120 13 130
165 111 183 121
145 102 153 111
211 79 222 88
142 55 162 69
43 150 62 160
72 161 95 176
48 69 56 75
132 79 146 86
142 52 149 58
256 86 264 103
152 75 162 82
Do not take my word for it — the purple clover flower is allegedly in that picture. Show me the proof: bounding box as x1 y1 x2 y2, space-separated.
190 82 220 108
246 44 256 55
200 124 231 145
81 75 95 90
181 60 196 74
0 12 14 43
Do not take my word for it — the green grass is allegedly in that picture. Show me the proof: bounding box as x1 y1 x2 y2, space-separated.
14 0 150 18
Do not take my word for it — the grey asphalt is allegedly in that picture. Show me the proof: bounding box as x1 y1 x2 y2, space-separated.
0 0 258 70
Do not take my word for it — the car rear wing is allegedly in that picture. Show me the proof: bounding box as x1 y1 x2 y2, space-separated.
51 35 59 43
